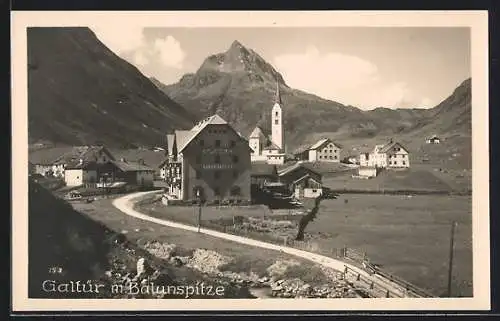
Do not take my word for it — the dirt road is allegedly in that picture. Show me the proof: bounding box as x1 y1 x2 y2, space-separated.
112 191 410 298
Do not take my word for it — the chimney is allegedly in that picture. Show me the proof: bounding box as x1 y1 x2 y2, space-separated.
78 158 83 165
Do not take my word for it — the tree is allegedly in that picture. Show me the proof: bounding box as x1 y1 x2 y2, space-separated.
295 193 325 241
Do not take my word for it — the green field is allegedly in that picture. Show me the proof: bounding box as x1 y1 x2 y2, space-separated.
322 167 458 193
138 192 473 297
303 194 473 297
135 200 273 226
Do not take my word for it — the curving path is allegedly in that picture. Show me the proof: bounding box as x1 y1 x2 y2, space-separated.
112 191 409 298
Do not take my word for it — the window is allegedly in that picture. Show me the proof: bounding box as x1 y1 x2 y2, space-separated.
214 171 220 179
275 111 278 117
319 156 322 159
334 156 337 160
195 170 201 179
329 150 332 153
215 155 220 163
230 186 241 196
199 140 205 147
230 140 236 148
334 149 337 153
215 140 221 147
214 187 220 196
275 119 279 125
403 161 406 165
329 156 333 159
232 155 239 163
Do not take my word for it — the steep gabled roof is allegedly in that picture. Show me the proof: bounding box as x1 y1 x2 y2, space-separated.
177 114 249 153
278 162 322 178
379 141 409 154
249 126 266 139
175 130 196 152
292 173 322 185
309 138 342 150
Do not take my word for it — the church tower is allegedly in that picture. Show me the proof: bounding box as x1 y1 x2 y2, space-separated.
271 81 284 152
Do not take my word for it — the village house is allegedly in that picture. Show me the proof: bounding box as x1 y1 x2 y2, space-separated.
278 163 323 199
104 159 155 188
294 138 343 163
29 145 115 178
426 135 441 144
160 114 252 202
359 140 410 169
64 160 99 187
248 82 286 165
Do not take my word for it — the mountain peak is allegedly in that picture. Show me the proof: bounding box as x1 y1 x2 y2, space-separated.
196 40 287 87
229 40 245 51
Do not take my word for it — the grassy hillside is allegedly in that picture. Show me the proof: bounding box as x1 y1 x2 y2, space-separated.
28 27 195 149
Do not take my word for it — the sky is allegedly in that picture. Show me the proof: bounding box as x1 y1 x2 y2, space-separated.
90 26 470 110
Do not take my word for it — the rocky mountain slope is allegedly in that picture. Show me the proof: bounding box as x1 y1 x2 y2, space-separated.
153 40 471 151
28 27 196 149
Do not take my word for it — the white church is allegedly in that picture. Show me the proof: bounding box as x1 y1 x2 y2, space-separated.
248 82 286 165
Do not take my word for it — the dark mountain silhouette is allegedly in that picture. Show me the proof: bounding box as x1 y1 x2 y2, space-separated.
28 27 196 149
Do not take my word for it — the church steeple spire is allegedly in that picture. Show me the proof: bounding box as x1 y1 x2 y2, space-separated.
274 80 282 105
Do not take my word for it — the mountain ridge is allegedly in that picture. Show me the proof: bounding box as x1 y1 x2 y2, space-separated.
152 40 471 150
28 27 196 149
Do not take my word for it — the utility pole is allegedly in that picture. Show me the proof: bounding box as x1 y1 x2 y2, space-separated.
196 189 202 233
447 221 457 297
197 202 202 233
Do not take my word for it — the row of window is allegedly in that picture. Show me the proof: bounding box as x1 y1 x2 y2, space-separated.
196 154 239 164
390 154 407 158
321 149 338 153
195 169 239 180
389 161 407 166
319 155 338 160
198 139 237 148
207 128 228 134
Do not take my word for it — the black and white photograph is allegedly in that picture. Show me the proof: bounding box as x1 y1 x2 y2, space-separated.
11 11 490 311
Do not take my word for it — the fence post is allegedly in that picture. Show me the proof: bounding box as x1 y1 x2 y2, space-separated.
356 273 361 281
370 282 374 290
386 290 390 298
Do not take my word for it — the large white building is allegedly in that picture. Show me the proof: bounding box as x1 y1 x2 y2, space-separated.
359 140 410 169
248 82 286 165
